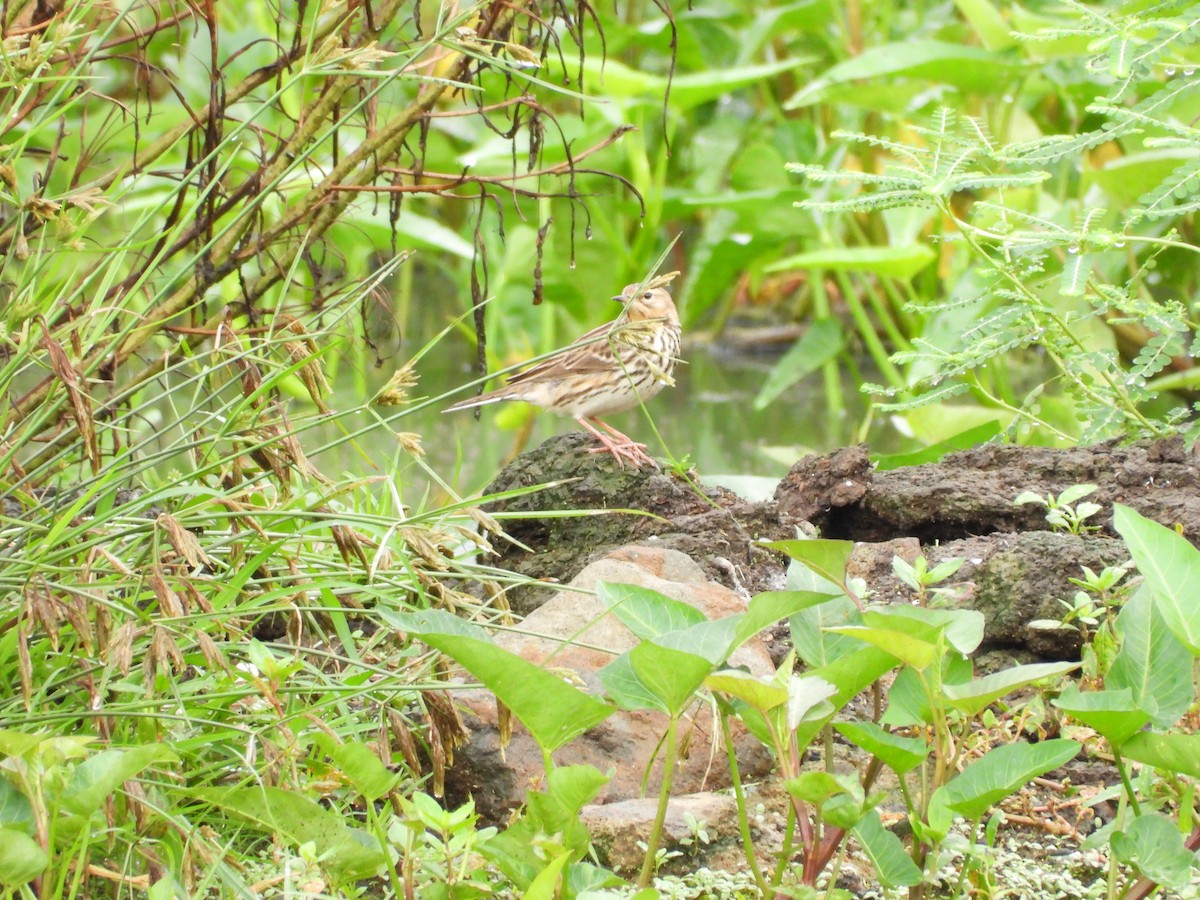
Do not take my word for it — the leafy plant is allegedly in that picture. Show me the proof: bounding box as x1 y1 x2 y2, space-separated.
786 0 1200 446
1015 484 1104 535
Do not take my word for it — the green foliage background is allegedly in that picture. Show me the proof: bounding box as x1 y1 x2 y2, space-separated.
0 0 1198 894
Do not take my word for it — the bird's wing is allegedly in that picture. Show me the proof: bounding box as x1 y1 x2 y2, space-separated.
505 320 619 384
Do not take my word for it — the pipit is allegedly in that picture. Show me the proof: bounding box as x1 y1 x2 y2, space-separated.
446 275 682 467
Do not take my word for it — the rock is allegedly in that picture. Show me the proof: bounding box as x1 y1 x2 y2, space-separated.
479 432 793 613
580 792 744 877
443 546 777 823
845 532 1127 657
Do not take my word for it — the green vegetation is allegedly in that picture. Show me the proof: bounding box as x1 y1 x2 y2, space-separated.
1 0 1198 896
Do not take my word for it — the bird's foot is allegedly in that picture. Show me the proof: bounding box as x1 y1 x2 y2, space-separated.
578 419 659 468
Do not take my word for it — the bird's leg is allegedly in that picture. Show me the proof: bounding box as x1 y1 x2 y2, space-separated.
576 417 658 468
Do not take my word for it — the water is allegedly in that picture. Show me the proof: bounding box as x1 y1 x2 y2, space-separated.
342 339 877 505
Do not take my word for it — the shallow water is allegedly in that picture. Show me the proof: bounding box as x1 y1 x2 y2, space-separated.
352 339 879 506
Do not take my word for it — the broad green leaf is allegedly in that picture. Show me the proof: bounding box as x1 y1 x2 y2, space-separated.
1110 814 1196 889
0 732 50 760
783 675 838 730
0 827 48 886
790 594 861 668
767 245 936 279
786 40 1021 107
1121 732 1200 779
784 771 856 806
765 539 854 587
396 618 612 753
705 670 789 712
793 647 900 748
384 608 490 641
881 667 931 727
1088 150 1200 206
834 722 927 775
1112 504 1200 654
753 318 843 410
596 581 705 639
853 810 923 888
0 733 92 767
629 641 713 716
0 779 32 828
953 0 1016 50
735 590 842 650
63 745 177 817
1052 688 1151 748
1108 586 1193 729
599 651 663 711
331 742 400 801
192 787 385 880
930 739 1078 826
522 850 570 900
943 662 1078 717
655 617 740 666
829 621 938 670
872 420 1002 471
873 606 984 656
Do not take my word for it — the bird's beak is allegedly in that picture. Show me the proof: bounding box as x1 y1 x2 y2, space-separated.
612 294 626 303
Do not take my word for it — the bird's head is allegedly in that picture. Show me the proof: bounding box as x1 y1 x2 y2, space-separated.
613 284 678 324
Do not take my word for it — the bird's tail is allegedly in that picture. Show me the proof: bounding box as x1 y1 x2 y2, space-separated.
444 386 517 412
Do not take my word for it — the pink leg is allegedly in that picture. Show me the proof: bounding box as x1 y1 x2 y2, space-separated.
576 417 657 468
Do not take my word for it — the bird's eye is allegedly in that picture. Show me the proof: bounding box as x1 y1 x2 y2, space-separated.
643 291 653 299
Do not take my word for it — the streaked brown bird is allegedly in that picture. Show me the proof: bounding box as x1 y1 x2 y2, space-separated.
446 274 682 467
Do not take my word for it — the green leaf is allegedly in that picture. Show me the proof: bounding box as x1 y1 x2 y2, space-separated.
872 420 1002 471
834 722 927 775
953 0 1016 50
655 617 741 666
783 771 857 807
789 594 861 668
735 590 842 649
930 739 1079 825
1052 688 1151 748
765 539 854 588
786 40 1021 107
753 318 844 410
1108 586 1193 729
63 745 178 817
629 641 713 716
0 778 33 828
705 670 789 712
853 810 923 888
1112 504 1200 654
330 742 400 801
881 667 931 727
782 675 838 730
943 662 1078 717
191 787 385 880
1121 732 1200 779
0 827 48 886
599 651 664 711
766 245 936 279
393 614 613 753
596 581 705 640
1110 814 1197 889
828 624 937 670
792 647 899 748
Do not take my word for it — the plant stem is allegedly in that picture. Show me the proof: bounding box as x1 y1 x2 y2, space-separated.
718 707 769 896
636 716 679 889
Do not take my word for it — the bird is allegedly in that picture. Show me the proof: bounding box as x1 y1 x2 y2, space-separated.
445 274 683 468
